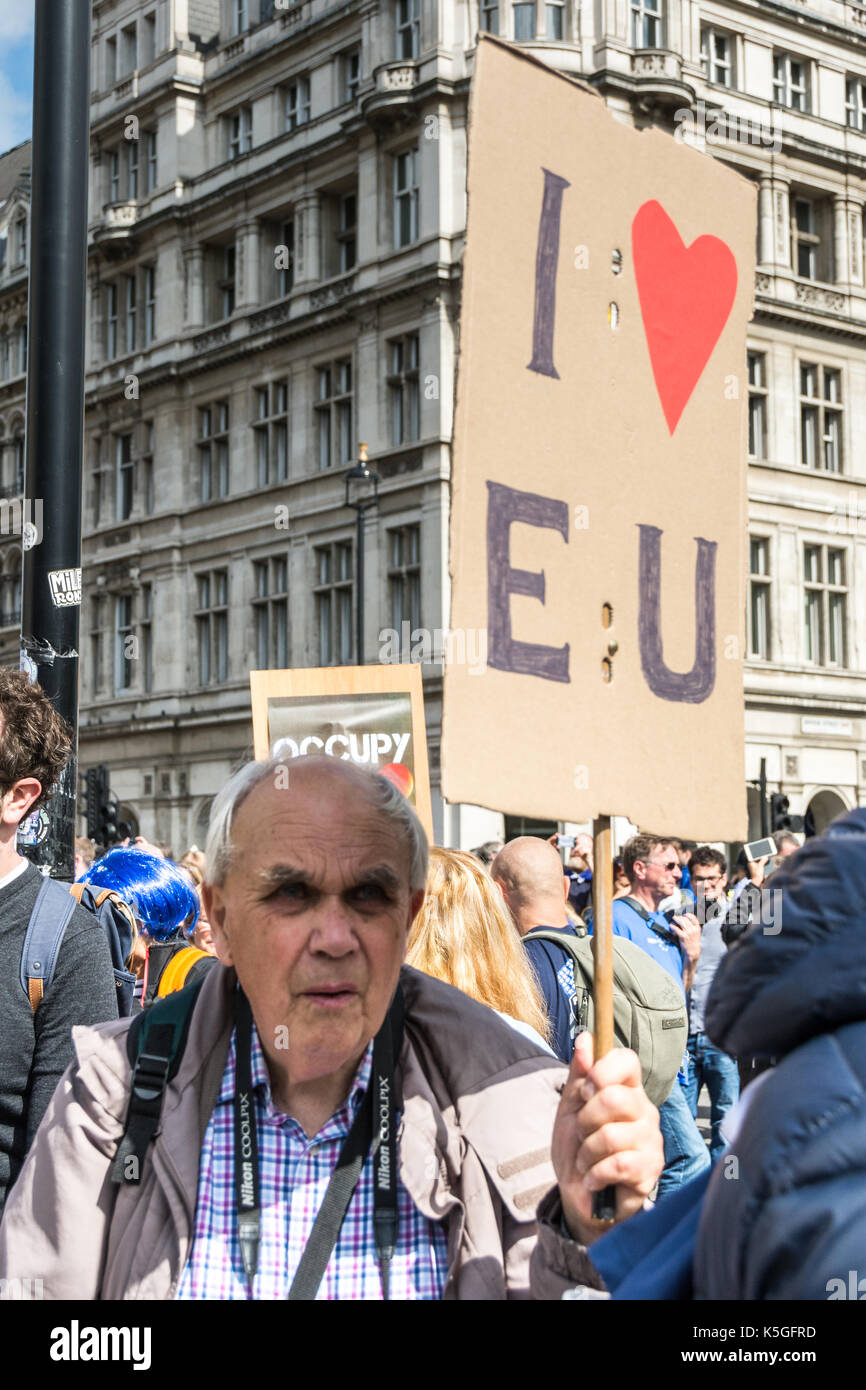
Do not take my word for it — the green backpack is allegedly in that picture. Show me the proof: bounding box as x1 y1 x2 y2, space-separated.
525 927 687 1107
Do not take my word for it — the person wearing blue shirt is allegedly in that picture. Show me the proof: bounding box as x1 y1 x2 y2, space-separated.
609 835 710 1197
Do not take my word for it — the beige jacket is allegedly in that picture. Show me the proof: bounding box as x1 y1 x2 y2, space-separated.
0 963 605 1300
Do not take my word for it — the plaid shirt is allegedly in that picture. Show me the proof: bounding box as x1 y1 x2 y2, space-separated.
175 1023 448 1300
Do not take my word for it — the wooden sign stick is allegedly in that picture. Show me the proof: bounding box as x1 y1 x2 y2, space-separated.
590 813 617 1224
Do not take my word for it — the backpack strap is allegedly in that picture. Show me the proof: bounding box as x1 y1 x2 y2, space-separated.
524 927 588 955
157 946 211 999
111 979 204 1187
20 875 79 1012
620 895 652 922
619 895 680 945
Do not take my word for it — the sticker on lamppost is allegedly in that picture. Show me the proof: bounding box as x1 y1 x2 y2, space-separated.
47 568 82 607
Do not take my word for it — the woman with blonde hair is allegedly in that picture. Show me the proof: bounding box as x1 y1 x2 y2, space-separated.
407 846 552 1051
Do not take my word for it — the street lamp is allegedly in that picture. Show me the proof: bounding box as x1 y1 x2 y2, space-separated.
344 444 379 665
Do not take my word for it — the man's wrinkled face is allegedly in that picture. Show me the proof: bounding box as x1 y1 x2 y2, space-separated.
204 767 422 1085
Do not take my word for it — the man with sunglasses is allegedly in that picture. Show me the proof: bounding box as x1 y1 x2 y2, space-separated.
681 846 739 1160
612 834 710 1195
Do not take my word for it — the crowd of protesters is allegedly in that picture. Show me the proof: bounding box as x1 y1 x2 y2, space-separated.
0 666 862 1300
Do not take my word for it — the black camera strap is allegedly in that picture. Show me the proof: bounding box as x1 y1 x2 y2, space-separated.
233 990 261 1282
232 984 404 1301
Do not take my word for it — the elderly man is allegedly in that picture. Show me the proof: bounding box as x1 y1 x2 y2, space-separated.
0 756 662 1299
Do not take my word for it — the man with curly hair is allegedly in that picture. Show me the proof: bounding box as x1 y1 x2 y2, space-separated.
0 670 117 1214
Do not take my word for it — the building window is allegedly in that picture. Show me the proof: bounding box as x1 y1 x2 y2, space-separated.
545 2 563 40
791 197 822 280
120 23 137 75
107 282 118 359
388 524 421 632
846 77 866 132
277 219 294 296
90 438 104 524
479 0 499 34
228 107 253 159
4 552 21 626
145 130 158 193
196 570 229 685
253 381 289 486
394 148 419 249
315 360 353 470
16 324 26 376
773 52 809 112
338 193 357 273
342 49 360 104
144 264 156 344
315 542 353 666
804 545 847 667
748 537 770 660
114 593 134 692
116 433 134 521
253 556 289 669
12 434 24 493
285 77 311 131
233 0 248 34
513 2 535 40
14 214 27 266
124 273 137 354
141 582 153 691
109 148 120 202
198 401 230 502
142 11 157 66
219 245 236 318
701 27 734 88
105 35 117 86
388 334 420 445
800 364 842 473
142 422 154 515
396 0 420 59
0 334 8 381
90 595 104 695
631 0 663 48
127 141 138 200
747 352 767 460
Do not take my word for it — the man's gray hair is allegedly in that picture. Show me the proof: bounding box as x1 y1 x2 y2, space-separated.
204 756 429 891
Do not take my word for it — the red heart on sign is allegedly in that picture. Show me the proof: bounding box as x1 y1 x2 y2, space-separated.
631 199 738 435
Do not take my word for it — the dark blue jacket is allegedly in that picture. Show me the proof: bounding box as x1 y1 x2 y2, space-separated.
693 807 866 1299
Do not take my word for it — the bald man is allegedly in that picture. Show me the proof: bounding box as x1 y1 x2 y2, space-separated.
491 838 584 1064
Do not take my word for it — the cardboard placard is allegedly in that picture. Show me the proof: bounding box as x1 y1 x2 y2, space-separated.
442 38 754 842
250 665 433 838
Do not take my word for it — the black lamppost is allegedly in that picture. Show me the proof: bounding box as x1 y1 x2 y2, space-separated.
20 0 91 878
344 444 379 666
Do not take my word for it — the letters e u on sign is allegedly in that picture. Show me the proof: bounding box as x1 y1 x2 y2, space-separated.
442 37 754 841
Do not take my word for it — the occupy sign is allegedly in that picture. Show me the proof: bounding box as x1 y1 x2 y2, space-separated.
442 38 754 841
250 665 433 836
